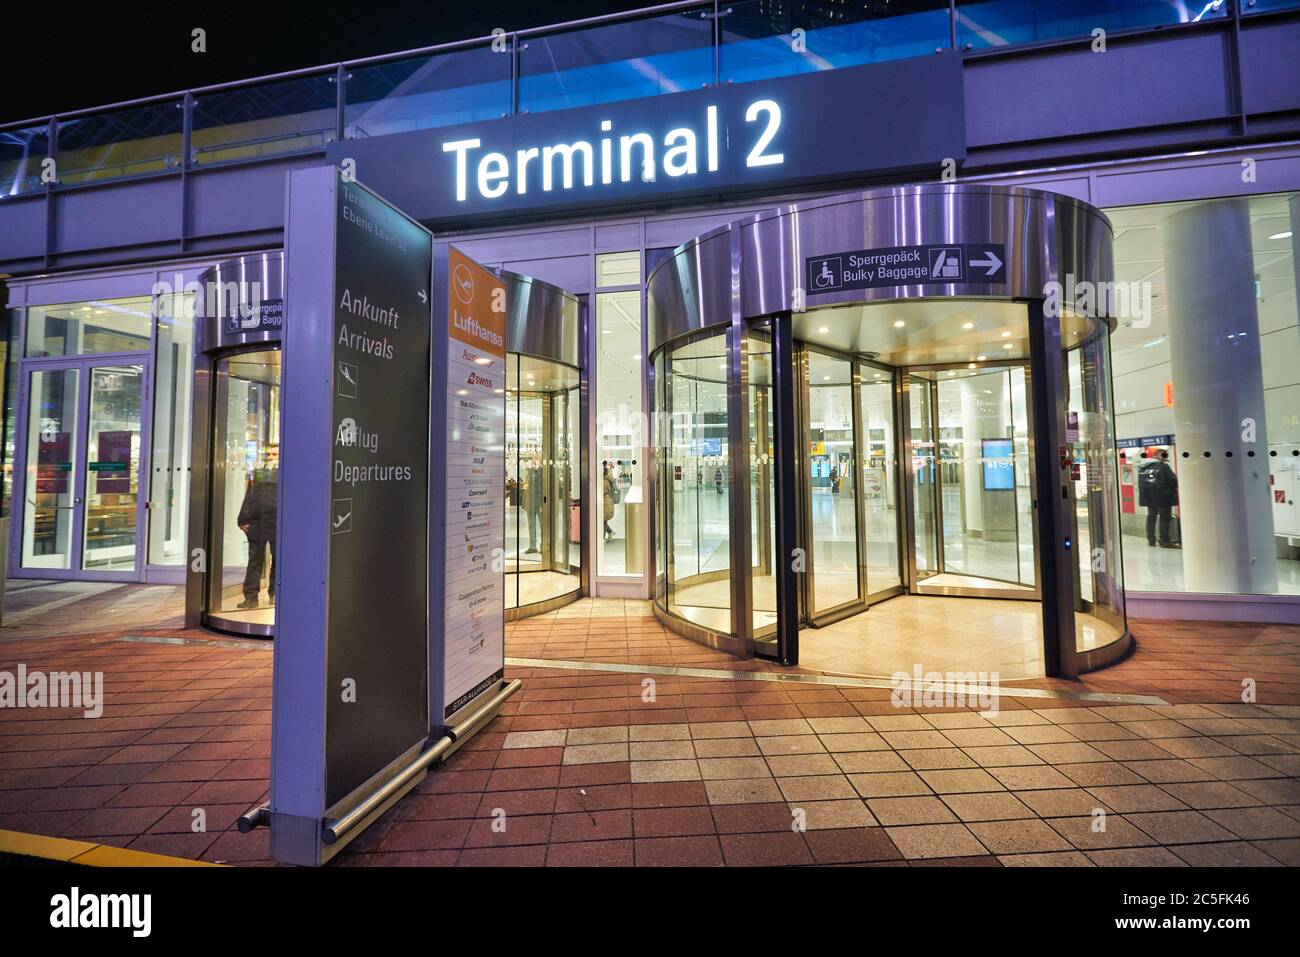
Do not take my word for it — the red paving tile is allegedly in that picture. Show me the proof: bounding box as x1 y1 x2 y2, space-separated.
1 591 1299 869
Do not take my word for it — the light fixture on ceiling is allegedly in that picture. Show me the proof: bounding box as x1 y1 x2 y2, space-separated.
1003 342 1014 350
893 320 905 328
977 354 987 361
1000 331 1011 338
818 326 829 334
962 322 974 330
1269 231 1293 241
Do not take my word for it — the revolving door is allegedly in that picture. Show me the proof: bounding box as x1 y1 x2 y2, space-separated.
649 185 1129 679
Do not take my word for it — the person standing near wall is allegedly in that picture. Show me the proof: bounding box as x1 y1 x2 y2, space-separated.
1138 449 1180 548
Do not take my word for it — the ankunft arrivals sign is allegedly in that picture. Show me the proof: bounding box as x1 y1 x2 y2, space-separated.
324 179 433 808
327 55 965 223
430 248 508 726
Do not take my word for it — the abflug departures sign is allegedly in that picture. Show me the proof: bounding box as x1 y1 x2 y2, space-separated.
325 180 432 807
327 55 964 223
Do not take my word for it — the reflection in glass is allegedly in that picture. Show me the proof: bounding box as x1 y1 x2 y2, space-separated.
505 354 581 611
660 331 732 632
860 369 901 594
931 366 1035 589
519 11 713 114
722 0 950 83
908 374 938 580
807 350 860 615
596 286 643 577
209 350 281 628
22 368 80 571
749 329 778 635
82 365 144 572
148 293 195 565
1067 331 1126 653
25 297 153 358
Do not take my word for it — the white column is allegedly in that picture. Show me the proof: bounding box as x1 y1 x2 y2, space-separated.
1162 199 1278 593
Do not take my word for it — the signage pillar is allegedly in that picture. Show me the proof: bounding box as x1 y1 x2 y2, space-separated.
271 167 434 865
429 246 510 732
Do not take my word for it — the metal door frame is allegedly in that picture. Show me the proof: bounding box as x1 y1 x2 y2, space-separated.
202 345 279 636
903 358 1043 601
857 356 907 605
797 339 870 627
12 352 151 582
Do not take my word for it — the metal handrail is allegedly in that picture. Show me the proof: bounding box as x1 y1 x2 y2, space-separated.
0 0 713 131
0 0 1282 186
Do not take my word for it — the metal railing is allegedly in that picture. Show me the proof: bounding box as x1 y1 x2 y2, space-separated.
0 0 1295 196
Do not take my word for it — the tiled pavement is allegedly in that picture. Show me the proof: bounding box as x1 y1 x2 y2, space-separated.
1 589 1299 866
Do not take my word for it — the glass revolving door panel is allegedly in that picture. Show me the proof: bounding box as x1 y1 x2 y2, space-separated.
205 349 281 634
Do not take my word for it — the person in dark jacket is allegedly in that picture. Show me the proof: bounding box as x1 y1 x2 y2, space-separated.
237 467 278 608
1137 451 1179 548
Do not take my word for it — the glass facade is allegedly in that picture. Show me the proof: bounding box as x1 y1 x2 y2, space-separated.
1106 191 1300 597
5 0 1285 195
148 293 195 566
657 330 732 632
25 297 152 357
595 252 643 579
505 353 582 612
208 350 281 627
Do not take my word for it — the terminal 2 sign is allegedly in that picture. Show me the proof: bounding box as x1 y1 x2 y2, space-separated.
328 54 966 223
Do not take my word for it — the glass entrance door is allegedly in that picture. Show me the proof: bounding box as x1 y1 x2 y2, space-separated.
904 364 1038 597
20 360 146 578
205 349 281 634
802 348 864 621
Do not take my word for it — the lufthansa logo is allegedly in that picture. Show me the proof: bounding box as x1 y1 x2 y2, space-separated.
453 263 475 304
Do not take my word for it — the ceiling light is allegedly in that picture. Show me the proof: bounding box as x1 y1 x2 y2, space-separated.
977 355 987 361
1000 331 1011 338
1269 231 1293 240
893 320 905 328
818 326 829 334
968 363 977 369
962 322 974 330
1003 342 1014 349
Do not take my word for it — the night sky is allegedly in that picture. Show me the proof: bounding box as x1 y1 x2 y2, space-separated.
2 0 652 122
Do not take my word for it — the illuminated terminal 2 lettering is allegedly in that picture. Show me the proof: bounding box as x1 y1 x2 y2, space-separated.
441 99 784 202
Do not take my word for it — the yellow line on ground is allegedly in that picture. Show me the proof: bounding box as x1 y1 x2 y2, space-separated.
0 829 222 867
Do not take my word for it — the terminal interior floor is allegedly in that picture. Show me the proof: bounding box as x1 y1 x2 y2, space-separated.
794 595 1046 679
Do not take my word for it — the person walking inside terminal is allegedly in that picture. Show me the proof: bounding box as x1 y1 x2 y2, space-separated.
602 461 619 541
523 454 544 555
237 461 279 609
1138 449 1180 549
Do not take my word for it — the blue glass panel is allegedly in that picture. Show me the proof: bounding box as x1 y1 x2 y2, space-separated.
345 45 510 139
957 0 1228 50
0 124 50 197
519 10 714 114
192 73 337 165
57 102 184 185
1241 0 1300 11
722 0 952 83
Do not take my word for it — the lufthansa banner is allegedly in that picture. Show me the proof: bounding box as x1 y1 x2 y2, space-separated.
429 246 509 730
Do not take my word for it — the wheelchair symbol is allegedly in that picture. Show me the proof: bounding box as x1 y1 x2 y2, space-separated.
811 257 842 290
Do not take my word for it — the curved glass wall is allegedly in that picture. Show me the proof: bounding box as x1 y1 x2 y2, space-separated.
654 330 734 634
505 353 582 614
651 304 1129 672
205 348 280 633
1066 320 1126 654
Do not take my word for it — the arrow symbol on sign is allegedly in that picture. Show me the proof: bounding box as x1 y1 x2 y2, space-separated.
969 251 1003 276
417 289 428 304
